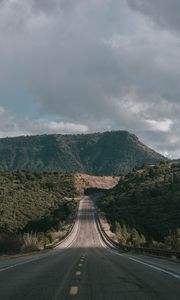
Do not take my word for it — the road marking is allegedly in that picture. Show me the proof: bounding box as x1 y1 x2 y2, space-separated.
108 248 180 280
76 271 81 276
69 286 79 295
107 248 124 257
129 257 180 280
96 216 180 282
0 248 73 273
94 207 180 281
78 263 83 267
93 212 111 249
0 256 47 272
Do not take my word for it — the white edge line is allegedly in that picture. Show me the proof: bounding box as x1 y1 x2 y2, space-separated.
94 206 180 280
0 257 44 272
0 199 81 273
2 199 179 281
0 214 80 273
128 257 180 280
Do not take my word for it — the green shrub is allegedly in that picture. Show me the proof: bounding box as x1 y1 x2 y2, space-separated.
96 162 180 249
0 234 22 254
21 233 43 252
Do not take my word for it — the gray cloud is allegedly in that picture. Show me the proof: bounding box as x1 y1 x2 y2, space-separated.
0 0 180 157
0 106 88 137
127 0 180 32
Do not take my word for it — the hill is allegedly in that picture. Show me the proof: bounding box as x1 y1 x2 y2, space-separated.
0 171 79 253
96 162 180 250
0 171 119 253
0 171 78 235
0 131 166 175
0 172 119 235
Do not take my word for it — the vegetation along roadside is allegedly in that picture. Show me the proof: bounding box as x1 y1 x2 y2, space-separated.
0 171 78 254
96 162 180 251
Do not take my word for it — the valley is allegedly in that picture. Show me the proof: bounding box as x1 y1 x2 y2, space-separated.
0 131 179 299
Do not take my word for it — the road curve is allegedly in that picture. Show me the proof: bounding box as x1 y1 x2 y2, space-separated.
0 196 180 300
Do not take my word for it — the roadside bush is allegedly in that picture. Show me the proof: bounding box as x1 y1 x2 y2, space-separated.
45 231 56 244
164 228 180 251
0 234 22 254
112 222 146 247
21 233 43 252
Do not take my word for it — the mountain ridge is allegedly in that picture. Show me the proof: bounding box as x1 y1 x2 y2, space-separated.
0 130 167 175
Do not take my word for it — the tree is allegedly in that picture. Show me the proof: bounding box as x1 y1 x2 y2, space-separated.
130 228 141 247
164 228 180 251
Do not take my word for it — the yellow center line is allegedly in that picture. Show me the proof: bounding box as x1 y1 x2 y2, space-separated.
76 271 81 276
69 286 79 296
78 264 83 267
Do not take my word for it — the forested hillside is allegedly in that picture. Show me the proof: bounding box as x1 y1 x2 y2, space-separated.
0 172 78 253
0 171 120 254
96 162 180 250
0 171 77 234
0 131 166 175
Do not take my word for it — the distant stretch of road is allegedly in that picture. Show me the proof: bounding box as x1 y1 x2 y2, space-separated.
0 196 180 300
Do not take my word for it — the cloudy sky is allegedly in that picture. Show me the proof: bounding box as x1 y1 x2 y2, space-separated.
0 0 180 158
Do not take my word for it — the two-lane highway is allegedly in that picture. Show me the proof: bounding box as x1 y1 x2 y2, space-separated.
0 196 180 299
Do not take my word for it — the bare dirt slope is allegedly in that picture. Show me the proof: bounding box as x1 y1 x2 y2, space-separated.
74 173 120 194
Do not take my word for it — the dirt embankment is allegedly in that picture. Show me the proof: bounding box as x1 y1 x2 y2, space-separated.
74 173 120 194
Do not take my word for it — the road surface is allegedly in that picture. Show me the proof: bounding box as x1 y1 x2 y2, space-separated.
0 196 180 299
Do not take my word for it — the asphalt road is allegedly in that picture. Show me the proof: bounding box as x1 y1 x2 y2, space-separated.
0 196 180 300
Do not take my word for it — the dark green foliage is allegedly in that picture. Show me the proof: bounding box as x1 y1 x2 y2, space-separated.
0 232 57 254
112 222 146 247
0 234 22 254
164 228 180 251
97 162 180 245
0 131 166 175
0 171 77 234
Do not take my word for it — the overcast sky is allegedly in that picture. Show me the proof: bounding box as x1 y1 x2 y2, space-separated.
0 0 180 158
